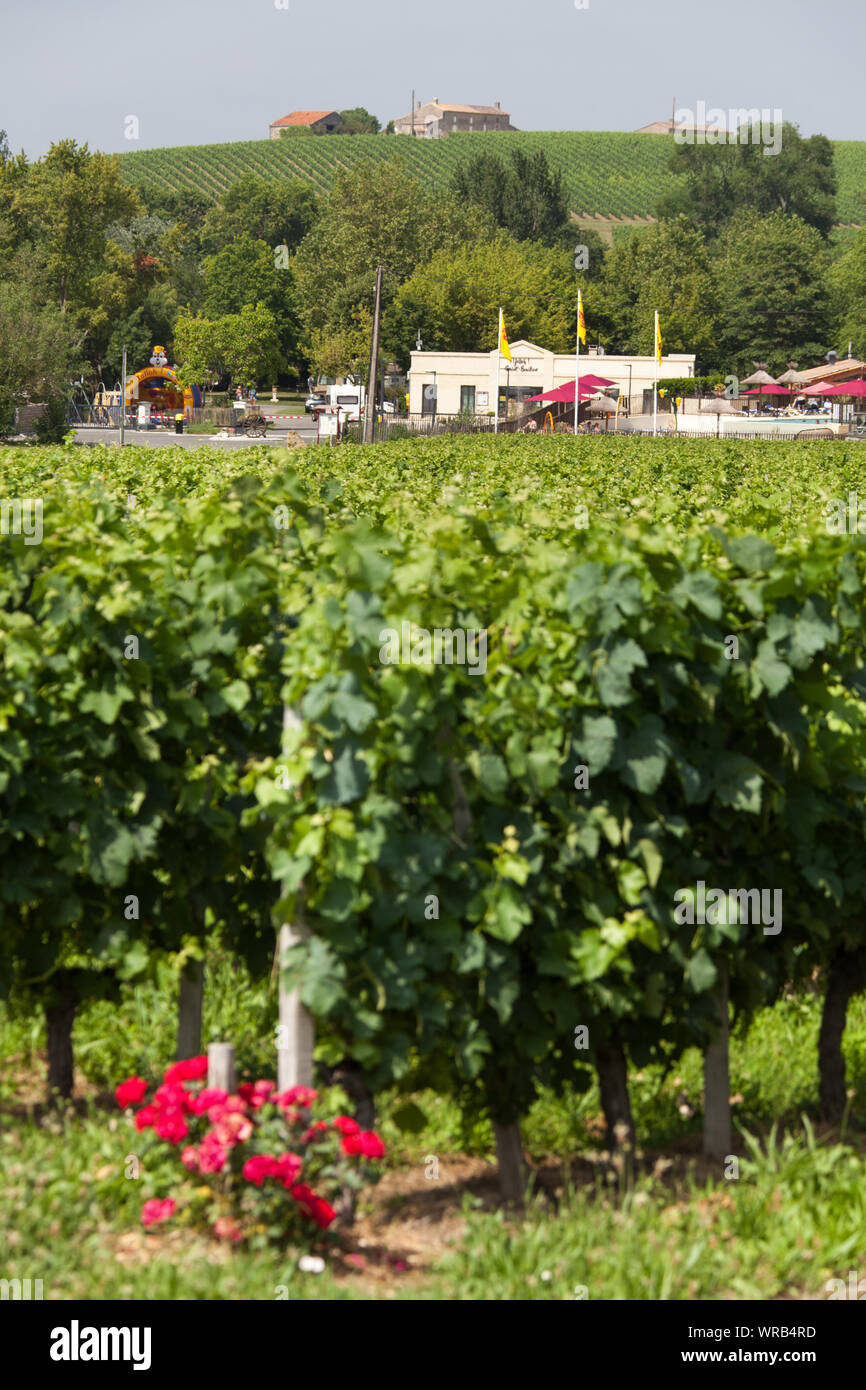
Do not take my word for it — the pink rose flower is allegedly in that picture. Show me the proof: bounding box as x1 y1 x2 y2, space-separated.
214 1217 243 1243
189 1088 228 1116
141 1197 175 1228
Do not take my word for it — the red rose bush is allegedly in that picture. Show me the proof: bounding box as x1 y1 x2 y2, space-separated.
115 1060 385 1249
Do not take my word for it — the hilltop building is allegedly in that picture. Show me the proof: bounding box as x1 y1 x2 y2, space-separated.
269 110 342 138
392 99 516 138
635 117 731 139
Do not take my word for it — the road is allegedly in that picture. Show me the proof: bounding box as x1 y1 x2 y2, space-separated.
72 421 319 448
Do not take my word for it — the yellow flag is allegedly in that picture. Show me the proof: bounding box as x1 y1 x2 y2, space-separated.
655 312 663 365
578 296 586 346
499 311 512 363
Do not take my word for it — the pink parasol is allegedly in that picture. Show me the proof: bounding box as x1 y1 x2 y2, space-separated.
525 373 615 403
820 379 866 396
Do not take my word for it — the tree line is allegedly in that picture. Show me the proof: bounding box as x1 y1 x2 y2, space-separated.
1 119 863 426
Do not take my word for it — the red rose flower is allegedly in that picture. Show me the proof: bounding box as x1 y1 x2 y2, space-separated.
311 1197 336 1229
141 1197 175 1228
154 1109 188 1144
134 1105 157 1132
163 1056 207 1085
357 1131 386 1159
153 1082 193 1113
290 1183 336 1229
333 1116 360 1136
182 1055 208 1080
181 1146 200 1172
115 1076 148 1109
198 1136 228 1174
275 1153 303 1187
273 1086 318 1110
302 1121 330 1143
243 1154 279 1186
189 1088 228 1116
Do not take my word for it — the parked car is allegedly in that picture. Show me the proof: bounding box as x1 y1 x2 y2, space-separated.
305 393 326 414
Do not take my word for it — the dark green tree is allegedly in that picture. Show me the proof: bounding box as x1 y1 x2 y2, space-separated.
594 216 721 366
657 123 837 241
715 211 831 371
337 107 381 135
451 148 572 247
201 176 318 257
201 234 299 364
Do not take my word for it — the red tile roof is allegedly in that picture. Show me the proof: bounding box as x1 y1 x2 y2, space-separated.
270 110 340 127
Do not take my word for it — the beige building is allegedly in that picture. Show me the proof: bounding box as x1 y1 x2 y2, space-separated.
408 340 695 416
392 99 515 138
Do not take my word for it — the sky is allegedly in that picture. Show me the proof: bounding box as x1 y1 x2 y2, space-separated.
2 0 865 158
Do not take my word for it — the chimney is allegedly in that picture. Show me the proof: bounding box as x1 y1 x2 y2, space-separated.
417 100 421 109
494 101 500 109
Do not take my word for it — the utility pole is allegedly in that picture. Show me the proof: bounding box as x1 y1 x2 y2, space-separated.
120 344 126 446
411 90 415 138
363 264 383 443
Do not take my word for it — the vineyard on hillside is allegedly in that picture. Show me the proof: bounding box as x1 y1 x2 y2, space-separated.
117 131 866 226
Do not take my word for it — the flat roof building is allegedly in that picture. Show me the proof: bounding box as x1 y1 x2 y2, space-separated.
408 340 695 417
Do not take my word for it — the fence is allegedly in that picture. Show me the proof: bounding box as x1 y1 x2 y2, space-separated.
341 401 594 443
628 426 846 441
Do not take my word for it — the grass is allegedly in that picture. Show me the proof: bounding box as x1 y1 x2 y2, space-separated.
3 950 866 1300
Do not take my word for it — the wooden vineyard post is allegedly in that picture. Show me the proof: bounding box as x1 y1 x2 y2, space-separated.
208 1042 236 1093
277 920 315 1089
703 958 731 1158
176 958 204 1060
277 704 315 1091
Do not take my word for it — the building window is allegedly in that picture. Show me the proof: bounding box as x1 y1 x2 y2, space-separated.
460 385 476 414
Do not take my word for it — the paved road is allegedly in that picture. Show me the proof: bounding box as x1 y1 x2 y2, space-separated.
72 422 318 448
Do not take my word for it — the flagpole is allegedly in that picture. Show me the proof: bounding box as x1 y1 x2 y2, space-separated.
574 290 581 434
653 310 659 438
495 307 502 435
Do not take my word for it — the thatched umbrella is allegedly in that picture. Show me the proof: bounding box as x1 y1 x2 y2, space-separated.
775 363 804 387
699 397 739 437
587 394 620 433
740 368 777 387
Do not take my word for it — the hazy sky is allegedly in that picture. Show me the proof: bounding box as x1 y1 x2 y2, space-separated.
2 0 865 158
